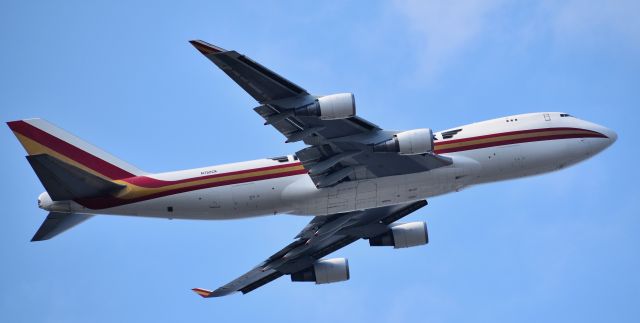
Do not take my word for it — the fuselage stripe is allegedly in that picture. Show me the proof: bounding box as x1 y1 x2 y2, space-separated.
77 167 308 209
433 127 606 154
114 163 306 200
120 162 304 188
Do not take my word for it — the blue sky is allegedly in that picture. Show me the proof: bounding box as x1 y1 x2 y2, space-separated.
1 1 638 322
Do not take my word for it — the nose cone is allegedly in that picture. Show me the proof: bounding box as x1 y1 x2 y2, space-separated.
598 126 617 149
590 125 617 154
604 128 618 144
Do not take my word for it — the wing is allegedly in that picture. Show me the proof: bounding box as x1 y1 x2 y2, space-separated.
189 40 308 103
190 40 452 188
192 200 427 298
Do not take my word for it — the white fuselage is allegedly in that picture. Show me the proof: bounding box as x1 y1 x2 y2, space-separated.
39 112 616 219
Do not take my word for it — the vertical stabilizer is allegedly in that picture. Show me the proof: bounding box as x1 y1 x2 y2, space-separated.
7 118 144 180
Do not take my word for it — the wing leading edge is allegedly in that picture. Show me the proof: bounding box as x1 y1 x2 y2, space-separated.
193 200 428 298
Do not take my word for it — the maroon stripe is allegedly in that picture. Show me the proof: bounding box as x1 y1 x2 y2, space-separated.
438 127 602 145
76 168 308 209
7 120 135 180
434 132 606 154
122 162 304 188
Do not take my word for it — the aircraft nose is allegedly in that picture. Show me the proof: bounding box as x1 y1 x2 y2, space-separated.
597 126 617 149
589 125 617 154
604 128 618 144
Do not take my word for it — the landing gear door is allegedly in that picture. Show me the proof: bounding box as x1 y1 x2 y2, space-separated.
356 181 377 210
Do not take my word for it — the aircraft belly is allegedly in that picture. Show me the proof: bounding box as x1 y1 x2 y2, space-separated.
355 180 377 210
464 138 595 184
285 168 465 216
81 176 301 220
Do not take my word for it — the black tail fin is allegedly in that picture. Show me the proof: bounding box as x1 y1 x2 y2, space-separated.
26 154 126 201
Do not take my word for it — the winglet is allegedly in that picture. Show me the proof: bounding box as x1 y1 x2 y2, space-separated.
189 40 226 55
192 287 214 298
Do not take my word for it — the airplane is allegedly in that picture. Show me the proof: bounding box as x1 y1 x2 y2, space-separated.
6 40 617 298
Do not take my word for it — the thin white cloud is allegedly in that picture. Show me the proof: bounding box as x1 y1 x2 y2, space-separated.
393 0 640 81
393 0 504 80
546 0 640 48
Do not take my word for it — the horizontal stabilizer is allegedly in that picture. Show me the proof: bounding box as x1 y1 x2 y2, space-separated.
32 212 93 241
191 288 214 298
27 154 126 201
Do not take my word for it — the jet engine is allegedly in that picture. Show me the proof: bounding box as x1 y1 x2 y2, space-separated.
369 221 429 249
373 129 434 155
294 93 356 120
290 258 350 284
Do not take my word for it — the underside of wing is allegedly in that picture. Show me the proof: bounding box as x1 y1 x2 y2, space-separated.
191 40 453 187
194 200 428 298
190 40 308 103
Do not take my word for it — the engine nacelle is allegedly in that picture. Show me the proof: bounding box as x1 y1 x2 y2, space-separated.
373 129 434 155
290 258 350 284
294 93 356 120
369 221 429 249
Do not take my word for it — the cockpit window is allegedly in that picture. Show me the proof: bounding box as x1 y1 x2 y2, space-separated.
441 129 462 139
560 113 572 117
270 156 289 163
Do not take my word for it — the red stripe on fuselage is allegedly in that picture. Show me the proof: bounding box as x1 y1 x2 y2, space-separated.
7 120 135 180
121 162 304 188
76 167 309 209
433 127 606 154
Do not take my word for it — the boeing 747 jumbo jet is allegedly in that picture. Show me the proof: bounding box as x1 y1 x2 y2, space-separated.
7 40 617 298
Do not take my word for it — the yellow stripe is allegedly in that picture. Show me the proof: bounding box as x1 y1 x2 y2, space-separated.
114 164 306 200
14 132 113 180
15 130 305 201
14 130 306 201
437 129 594 151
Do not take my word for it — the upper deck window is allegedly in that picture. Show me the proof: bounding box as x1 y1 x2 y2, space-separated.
270 156 289 163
